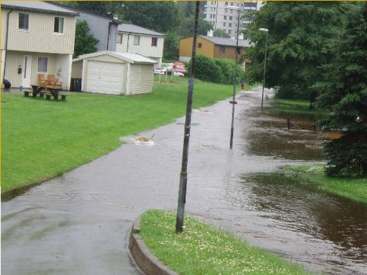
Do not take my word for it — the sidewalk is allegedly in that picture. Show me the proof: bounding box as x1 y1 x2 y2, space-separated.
2 91 273 275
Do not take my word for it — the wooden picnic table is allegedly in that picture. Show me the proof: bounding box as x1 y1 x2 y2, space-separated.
27 85 66 101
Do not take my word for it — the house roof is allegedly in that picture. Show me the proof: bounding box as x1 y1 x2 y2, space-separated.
1 1 78 16
73 51 157 64
118 23 164 37
200 36 251 48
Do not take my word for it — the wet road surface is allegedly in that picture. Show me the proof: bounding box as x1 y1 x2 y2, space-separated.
2 90 367 274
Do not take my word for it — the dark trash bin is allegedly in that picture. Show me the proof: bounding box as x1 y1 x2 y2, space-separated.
3 79 11 90
70 78 82 92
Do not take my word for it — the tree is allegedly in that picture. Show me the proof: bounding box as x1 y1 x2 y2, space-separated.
121 2 178 33
245 3 349 102
74 20 98 58
213 29 230 38
63 1 123 17
163 31 179 61
317 4 367 177
176 2 212 37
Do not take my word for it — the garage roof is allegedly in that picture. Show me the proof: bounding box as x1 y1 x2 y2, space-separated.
73 51 157 64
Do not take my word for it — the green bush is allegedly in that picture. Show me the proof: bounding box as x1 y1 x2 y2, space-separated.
325 133 367 177
214 58 245 84
189 55 244 84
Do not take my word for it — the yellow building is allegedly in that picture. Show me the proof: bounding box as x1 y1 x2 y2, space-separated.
179 35 250 62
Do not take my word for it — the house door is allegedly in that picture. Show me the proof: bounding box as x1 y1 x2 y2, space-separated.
22 55 32 88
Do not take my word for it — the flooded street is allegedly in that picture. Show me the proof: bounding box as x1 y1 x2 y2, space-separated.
2 90 367 274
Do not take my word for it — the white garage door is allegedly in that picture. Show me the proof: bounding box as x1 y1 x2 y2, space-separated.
86 61 125 94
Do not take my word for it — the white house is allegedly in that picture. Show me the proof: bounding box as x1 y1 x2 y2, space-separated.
72 51 156 95
1 0 78 90
116 23 164 67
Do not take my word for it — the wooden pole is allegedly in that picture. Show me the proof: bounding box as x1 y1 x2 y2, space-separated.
176 1 200 233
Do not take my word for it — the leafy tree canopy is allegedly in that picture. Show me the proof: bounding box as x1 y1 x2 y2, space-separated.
317 4 367 177
213 29 230 38
176 2 213 37
74 20 98 58
121 1 178 33
63 1 123 17
245 3 350 101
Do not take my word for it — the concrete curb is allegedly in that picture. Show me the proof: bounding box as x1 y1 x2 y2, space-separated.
128 216 178 275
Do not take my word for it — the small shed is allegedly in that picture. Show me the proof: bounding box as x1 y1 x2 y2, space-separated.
72 51 156 95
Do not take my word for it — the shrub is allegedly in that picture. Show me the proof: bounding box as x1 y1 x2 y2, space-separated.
189 55 245 84
324 133 367 177
217 58 246 84
189 55 224 83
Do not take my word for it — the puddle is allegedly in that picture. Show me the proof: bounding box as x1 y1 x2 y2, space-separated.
229 173 367 274
226 103 367 273
243 110 323 161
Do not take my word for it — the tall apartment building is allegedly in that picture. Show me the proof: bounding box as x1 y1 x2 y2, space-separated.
203 1 261 38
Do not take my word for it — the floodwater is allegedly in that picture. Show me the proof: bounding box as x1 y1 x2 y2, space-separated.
2 90 366 274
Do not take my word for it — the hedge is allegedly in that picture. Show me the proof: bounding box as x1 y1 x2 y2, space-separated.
188 55 245 84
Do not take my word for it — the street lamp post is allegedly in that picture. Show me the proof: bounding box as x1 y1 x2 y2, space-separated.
229 5 241 150
259 27 269 111
176 1 200 233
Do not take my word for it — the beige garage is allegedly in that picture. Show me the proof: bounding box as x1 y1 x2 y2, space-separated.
72 51 156 95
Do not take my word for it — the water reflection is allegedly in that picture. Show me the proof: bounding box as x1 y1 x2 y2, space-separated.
242 109 323 161
227 99 367 274
237 174 367 273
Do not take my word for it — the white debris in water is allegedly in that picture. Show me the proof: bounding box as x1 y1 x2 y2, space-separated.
119 135 155 146
194 108 213 114
134 136 155 146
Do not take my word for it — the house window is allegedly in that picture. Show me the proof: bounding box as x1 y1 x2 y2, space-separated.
19 13 29 30
229 16 233 20
228 30 232 34
224 15 227 20
229 23 232 27
151 37 158 47
225 2 228 5
133 35 140 46
38 57 48 73
54 17 64 33
117 33 123 44
223 22 226 27
198 42 202 48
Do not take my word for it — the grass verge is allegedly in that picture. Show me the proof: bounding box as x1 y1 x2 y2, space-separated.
266 99 325 121
282 165 367 205
140 209 307 275
2 77 244 193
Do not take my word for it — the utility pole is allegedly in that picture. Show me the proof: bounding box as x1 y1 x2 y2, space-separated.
259 28 269 111
229 6 241 150
176 1 200 233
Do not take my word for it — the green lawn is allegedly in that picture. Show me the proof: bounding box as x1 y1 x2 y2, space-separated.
2 77 239 193
283 165 367 204
139 210 307 275
266 99 326 121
